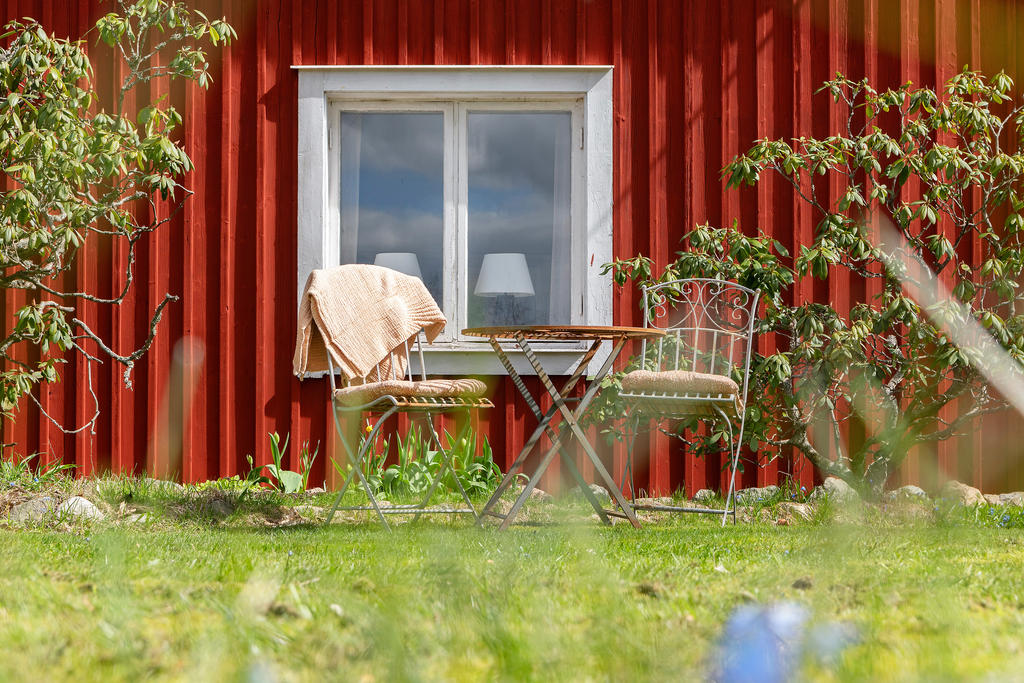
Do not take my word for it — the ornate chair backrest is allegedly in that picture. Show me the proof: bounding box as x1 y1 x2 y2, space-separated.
639 278 761 397
326 330 429 393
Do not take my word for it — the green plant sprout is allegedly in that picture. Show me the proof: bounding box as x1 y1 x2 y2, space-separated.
335 424 502 501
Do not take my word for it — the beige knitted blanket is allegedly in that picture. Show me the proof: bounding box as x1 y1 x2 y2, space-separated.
293 264 446 380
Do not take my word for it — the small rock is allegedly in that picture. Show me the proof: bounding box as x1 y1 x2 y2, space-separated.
58 496 104 521
530 488 553 504
777 502 812 521
1000 492 1024 507
792 577 813 590
151 480 185 495
587 484 611 503
984 494 1002 506
292 505 324 518
305 487 327 495
735 485 779 505
694 488 717 504
884 485 929 503
124 513 151 524
940 480 985 507
514 486 553 504
326 511 358 524
208 498 234 518
821 477 859 504
572 484 611 504
633 496 676 508
10 497 55 524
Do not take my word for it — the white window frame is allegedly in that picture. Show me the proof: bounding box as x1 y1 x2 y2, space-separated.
295 66 614 375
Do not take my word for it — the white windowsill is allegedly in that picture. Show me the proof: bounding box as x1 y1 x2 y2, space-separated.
300 346 607 379
411 345 600 376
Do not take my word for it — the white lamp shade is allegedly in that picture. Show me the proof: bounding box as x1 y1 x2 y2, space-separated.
373 252 422 279
474 253 535 298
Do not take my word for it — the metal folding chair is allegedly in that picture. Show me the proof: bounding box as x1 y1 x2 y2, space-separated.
619 278 760 525
324 331 493 528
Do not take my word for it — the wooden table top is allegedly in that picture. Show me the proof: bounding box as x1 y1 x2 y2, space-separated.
461 325 666 342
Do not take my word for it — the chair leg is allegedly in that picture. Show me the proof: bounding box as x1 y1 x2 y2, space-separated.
444 414 482 523
623 411 642 501
326 405 397 528
414 413 480 524
714 407 741 528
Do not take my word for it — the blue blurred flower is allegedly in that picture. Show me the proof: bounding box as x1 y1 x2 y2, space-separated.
710 602 808 683
710 602 858 683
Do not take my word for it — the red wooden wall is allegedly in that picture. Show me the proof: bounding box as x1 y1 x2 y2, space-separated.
3 0 1024 495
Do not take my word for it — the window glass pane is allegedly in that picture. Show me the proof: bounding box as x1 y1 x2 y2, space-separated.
467 112 572 328
339 112 444 305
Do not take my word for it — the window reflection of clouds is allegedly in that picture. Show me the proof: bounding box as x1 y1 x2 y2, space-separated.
343 110 571 326
468 112 570 327
344 112 445 305
358 114 444 176
468 113 563 193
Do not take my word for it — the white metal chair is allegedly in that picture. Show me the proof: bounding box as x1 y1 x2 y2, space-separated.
324 331 493 528
619 278 760 525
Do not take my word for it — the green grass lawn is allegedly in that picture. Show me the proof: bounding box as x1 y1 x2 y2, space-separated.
2 505 1024 682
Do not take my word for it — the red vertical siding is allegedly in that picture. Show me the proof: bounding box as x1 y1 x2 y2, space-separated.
1 0 1022 494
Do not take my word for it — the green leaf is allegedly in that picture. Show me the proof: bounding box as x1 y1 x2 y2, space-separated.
264 464 303 494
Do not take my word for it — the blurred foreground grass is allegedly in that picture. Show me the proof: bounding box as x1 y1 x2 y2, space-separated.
1 511 1024 682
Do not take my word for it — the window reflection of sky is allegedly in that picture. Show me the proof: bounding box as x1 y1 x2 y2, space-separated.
346 113 445 303
343 110 571 326
467 112 569 326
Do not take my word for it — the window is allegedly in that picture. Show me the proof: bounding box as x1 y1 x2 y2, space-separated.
296 67 613 373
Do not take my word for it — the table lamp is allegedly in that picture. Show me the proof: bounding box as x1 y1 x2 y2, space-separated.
373 252 423 279
474 252 534 324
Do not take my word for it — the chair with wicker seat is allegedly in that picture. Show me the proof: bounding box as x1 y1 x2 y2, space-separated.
619 278 760 525
323 332 493 528
292 263 492 529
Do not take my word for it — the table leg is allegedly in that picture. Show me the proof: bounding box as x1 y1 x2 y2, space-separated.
516 333 641 529
486 338 610 524
497 440 565 530
479 338 603 523
557 445 608 520
478 401 559 520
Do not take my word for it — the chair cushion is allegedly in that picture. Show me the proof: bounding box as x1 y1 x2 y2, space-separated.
620 369 739 397
333 378 488 407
